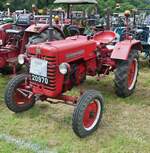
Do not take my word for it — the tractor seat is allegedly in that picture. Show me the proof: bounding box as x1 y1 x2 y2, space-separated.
5 29 24 35
93 31 116 44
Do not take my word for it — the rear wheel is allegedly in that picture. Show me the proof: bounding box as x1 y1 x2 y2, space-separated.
72 90 104 138
5 74 35 113
114 50 139 97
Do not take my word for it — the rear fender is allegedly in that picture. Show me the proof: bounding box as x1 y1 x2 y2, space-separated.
111 40 142 60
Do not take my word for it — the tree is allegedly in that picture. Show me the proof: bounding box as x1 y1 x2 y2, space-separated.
0 0 149 13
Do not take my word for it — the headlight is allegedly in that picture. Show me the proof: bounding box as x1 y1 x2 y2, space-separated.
0 39 3 45
18 54 26 65
59 63 70 75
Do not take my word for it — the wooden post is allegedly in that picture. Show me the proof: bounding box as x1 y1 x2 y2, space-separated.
106 7 110 30
67 4 70 18
48 8 54 41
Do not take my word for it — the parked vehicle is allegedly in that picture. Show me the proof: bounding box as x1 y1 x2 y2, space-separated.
54 0 101 36
0 14 65 74
114 9 150 63
133 9 150 63
5 13 142 138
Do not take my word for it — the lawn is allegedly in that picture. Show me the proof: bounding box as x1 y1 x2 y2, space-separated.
0 61 150 153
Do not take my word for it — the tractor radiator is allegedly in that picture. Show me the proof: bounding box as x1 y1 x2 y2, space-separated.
29 53 57 91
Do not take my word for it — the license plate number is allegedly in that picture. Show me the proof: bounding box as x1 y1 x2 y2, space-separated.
31 74 49 85
30 58 48 77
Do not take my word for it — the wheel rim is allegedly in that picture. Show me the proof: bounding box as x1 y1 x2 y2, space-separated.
83 99 101 131
13 82 33 106
128 59 138 90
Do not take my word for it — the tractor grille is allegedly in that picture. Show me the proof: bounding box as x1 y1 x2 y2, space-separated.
29 53 57 91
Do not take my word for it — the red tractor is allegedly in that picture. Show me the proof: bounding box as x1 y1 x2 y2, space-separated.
0 14 34 73
4 23 142 137
0 15 65 74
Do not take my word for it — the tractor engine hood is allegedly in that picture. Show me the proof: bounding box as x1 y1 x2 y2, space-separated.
28 36 97 62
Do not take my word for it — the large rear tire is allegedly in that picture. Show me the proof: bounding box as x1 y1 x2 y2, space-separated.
72 90 104 138
5 74 35 113
114 50 139 97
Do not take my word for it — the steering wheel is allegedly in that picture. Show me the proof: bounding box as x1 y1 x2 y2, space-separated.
67 25 80 36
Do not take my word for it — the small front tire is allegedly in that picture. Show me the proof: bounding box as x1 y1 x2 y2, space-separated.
72 90 104 138
5 74 35 113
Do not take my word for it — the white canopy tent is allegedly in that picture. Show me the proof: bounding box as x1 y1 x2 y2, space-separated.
54 0 98 4
54 0 98 18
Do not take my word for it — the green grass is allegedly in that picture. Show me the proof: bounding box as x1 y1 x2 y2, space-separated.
0 141 34 153
0 62 150 153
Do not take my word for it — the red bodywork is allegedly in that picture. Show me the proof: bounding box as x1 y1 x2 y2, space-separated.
25 24 49 33
0 23 13 46
0 23 65 71
28 36 96 97
0 47 19 68
0 23 20 70
27 31 142 99
111 40 142 60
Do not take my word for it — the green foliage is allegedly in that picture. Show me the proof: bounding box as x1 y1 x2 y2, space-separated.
0 0 149 14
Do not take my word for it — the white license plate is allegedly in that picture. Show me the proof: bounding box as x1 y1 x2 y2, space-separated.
30 58 48 77
31 74 49 85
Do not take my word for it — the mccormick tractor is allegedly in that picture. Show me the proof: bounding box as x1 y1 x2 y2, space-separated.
0 15 65 74
5 10 142 137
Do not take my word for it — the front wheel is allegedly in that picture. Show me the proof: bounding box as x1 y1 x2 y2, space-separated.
5 74 35 113
72 90 104 138
114 50 139 97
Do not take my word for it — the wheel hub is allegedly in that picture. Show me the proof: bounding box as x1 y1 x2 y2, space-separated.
83 100 100 130
89 111 95 118
13 82 33 106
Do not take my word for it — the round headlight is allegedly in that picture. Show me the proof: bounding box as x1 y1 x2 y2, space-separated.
18 54 26 65
59 63 69 75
